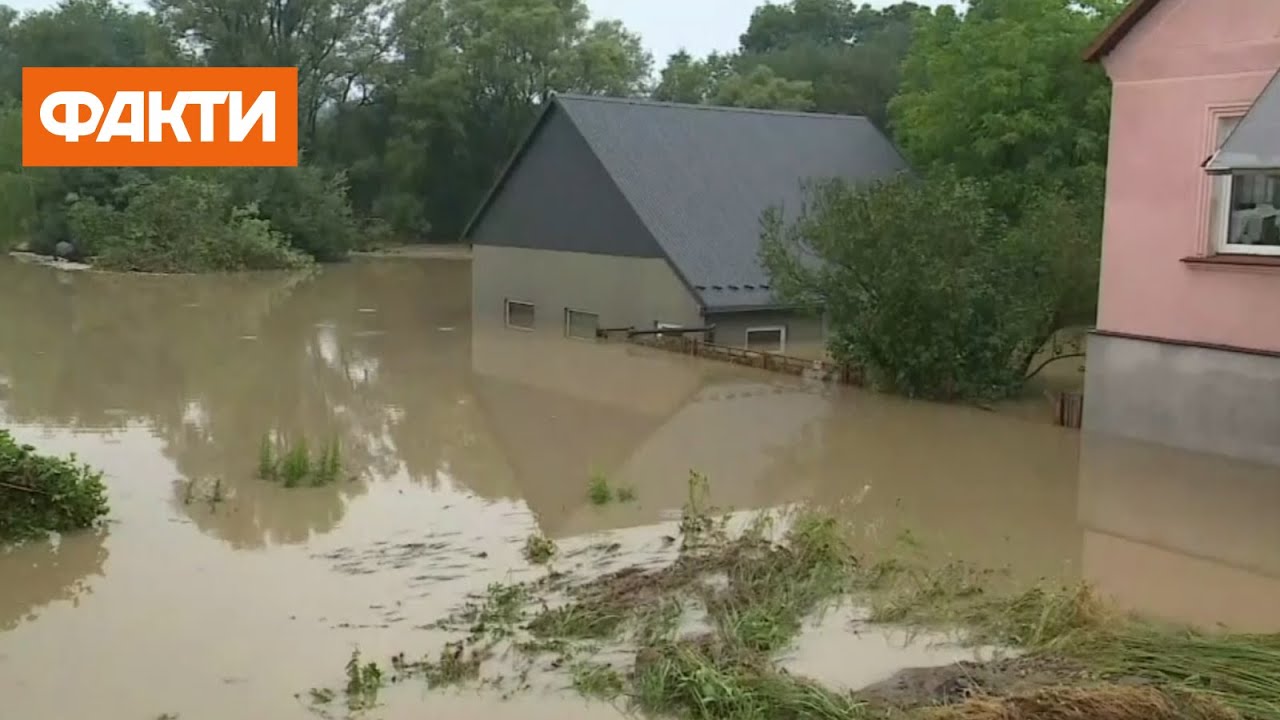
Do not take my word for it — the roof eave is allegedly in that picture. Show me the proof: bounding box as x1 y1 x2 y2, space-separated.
1082 0 1163 63
703 302 802 314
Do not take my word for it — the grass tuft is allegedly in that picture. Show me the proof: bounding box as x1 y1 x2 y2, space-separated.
570 661 626 700
522 533 557 565
632 636 865 720
256 433 344 488
587 470 613 505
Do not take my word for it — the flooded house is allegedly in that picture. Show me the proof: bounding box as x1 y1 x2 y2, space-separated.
462 93 908 358
1082 0 1280 468
1076 0 1280 627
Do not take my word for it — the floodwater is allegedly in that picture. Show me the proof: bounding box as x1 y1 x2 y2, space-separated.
1 256 1278 720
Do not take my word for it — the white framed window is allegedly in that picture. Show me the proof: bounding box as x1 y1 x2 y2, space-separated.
505 299 535 330
745 326 786 354
1211 116 1280 256
655 321 681 338
565 308 599 340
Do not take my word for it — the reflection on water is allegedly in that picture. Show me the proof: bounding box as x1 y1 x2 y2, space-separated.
0 529 108 632
1078 432 1280 632
0 256 1275 720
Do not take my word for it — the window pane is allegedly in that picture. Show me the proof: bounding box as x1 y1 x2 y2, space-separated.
1226 171 1280 248
506 301 534 329
566 309 598 339
746 328 784 353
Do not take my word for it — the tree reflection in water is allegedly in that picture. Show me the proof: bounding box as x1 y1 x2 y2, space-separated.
0 529 108 632
0 257 477 549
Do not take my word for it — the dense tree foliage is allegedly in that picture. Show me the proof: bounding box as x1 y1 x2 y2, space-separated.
0 0 653 265
654 0 926 126
0 0 1115 303
889 0 1119 218
759 0 1117 401
761 173 1101 401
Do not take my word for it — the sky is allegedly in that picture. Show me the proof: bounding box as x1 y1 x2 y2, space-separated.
587 0 959 64
7 0 960 69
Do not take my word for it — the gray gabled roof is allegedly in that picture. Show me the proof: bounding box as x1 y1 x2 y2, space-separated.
1206 67 1280 174
463 94 909 312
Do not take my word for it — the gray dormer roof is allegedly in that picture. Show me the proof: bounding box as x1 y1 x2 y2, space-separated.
1207 68 1280 174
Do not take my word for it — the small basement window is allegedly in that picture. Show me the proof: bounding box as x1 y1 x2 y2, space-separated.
565 308 599 339
655 321 682 338
745 326 786 354
505 299 535 330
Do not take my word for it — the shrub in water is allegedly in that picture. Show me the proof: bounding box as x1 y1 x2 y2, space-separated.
0 429 109 544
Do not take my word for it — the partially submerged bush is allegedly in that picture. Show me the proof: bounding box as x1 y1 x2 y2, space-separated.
66 175 311 273
0 429 109 544
760 171 1100 401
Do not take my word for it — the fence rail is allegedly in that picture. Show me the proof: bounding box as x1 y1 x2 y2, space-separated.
624 333 863 385
606 327 1084 430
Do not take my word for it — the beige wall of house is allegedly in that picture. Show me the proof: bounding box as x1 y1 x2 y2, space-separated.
472 245 703 337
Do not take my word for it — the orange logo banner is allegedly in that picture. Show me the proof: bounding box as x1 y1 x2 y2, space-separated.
22 67 298 167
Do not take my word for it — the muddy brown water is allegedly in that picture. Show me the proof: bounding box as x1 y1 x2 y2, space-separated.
1 256 1278 720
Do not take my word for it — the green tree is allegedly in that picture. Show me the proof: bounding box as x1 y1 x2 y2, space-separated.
713 65 814 111
760 172 1095 401
317 0 652 240
657 1 927 124
148 0 385 148
0 0 181 100
653 50 734 104
0 104 34 250
888 0 1121 216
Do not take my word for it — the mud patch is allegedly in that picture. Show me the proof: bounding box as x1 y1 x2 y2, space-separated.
920 684 1240 720
859 655 1092 709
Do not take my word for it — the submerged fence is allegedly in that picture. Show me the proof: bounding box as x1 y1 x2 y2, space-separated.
599 326 862 385
600 326 1083 429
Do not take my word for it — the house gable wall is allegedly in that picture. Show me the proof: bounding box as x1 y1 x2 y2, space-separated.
466 105 668 261
471 244 703 341
1096 0 1280 351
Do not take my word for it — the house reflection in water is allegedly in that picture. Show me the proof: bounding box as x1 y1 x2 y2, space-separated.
1078 433 1280 633
469 325 831 538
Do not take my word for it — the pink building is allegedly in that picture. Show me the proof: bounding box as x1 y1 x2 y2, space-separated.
1083 0 1280 466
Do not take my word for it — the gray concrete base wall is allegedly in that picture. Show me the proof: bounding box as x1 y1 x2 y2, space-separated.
1083 332 1280 467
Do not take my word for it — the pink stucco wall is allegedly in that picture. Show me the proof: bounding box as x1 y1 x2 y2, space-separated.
1097 0 1280 352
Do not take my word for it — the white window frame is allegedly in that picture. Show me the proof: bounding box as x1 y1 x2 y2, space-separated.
1211 116 1280 256
504 299 535 331
655 321 682 338
745 326 787 354
564 308 599 340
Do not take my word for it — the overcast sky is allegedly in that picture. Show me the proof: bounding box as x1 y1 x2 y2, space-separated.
7 0 961 68
588 0 961 63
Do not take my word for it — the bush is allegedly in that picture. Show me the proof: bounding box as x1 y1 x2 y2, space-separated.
65 175 312 273
1 429 109 544
760 171 1099 401
220 166 359 261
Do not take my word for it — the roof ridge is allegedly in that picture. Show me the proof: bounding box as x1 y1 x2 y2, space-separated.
552 92 872 122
